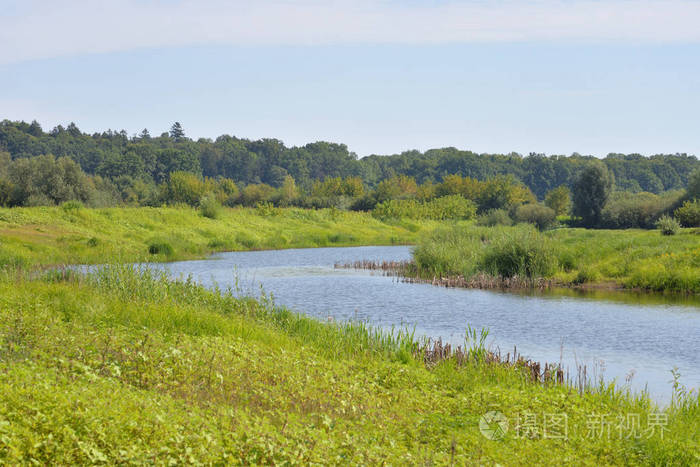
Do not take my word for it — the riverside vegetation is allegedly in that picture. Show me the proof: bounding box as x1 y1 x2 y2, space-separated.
407 224 700 294
0 264 698 464
0 205 698 464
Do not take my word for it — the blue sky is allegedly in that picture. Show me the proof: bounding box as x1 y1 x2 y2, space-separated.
1 1 699 157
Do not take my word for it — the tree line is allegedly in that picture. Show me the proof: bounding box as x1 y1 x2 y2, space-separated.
0 119 698 228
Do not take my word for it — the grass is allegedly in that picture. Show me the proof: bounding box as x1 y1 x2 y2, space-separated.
412 223 700 293
0 265 697 465
0 206 439 267
0 207 699 463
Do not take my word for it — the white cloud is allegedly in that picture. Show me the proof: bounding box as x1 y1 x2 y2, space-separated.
1 0 699 64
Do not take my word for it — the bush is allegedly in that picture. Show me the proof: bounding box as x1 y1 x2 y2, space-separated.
255 201 281 217
476 209 512 227
480 230 557 278
573 267 600 285
656 215 680 236
199 194 221 219
167 171 207 206
600 192 671 229
674 199 700 227
147 240 174 256
513 203 557 230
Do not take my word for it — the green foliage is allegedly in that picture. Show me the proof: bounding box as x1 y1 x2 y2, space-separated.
600 191 680 229
373 175 418 202
1 120 699 211
166 171 206 205
573 163 614 227
674 199 700 227
544 185 571 215
513 203 557 230
241 183 276 206
687 168 700 200
199 193 221 219
372 195 476 221
255 201 281 217
656 215 680 236
476 175 536 212
476 208 512 227
2 154 95 206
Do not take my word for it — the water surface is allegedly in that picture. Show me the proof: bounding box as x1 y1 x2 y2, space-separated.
153 246 700 404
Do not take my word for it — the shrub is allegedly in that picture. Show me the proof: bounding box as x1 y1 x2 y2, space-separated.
167 171 207 206
255 201 280 217
476 209 512 227
600 192 671 229
656 215 680 236
513 203 557 230
147 240 174 256
241 183 276 206
199 193 222 219
573 267 600 285
674 199 700 227
87 237 100 247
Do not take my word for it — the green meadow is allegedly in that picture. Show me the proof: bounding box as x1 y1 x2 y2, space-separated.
0 205 437 267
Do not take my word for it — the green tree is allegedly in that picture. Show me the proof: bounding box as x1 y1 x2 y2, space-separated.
572 163 613 227
277 175 299 206
169 122 185 140
687 168 700 200
544 185 571 216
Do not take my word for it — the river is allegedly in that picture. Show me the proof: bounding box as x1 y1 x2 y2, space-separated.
150 245 700 405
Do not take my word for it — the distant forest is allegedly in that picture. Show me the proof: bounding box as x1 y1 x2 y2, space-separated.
0 119 697 210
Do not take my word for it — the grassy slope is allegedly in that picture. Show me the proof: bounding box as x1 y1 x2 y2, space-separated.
413 224 700 293
1 267 697 465
0 206 438 267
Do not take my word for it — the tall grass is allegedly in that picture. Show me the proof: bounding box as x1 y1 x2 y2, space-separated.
413 224 557 281
412 223 700 293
